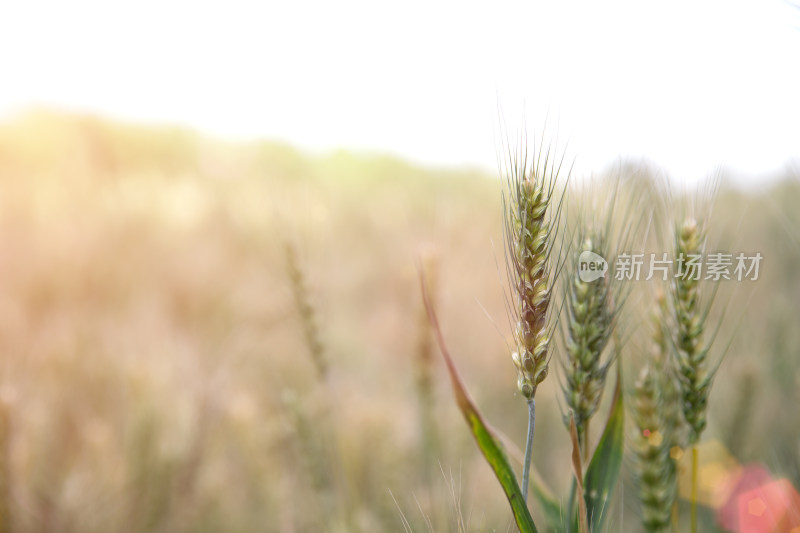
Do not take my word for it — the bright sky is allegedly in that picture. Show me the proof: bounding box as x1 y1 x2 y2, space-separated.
1 0 799 184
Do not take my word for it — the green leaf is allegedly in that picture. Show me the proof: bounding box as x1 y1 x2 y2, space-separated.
583 368 624 532
421 276 538 533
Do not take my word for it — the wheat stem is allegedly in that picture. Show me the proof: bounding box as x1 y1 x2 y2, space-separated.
0 399 10 533
521 399 535 503
503 140 563 510
691 445 698 533
582 419 590 462
669 218 715 533
672 502 679 533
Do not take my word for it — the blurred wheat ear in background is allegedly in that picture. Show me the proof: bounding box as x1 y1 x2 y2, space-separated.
631 295 680 533
285 241 327 379
671 219 712 446
668 215 722 533
632 365 677 533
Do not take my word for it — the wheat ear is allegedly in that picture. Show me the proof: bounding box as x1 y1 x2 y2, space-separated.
632 364 678 533
503 141 565 501
671 219 711 445
670 217 717 533
285 242 327 379
632 296 680 533
562 231 615 456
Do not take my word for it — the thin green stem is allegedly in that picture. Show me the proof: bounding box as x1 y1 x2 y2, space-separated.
691 445 698 533
582 419 590 463
672 499 679 532
566 479 577 533
522 399 535 503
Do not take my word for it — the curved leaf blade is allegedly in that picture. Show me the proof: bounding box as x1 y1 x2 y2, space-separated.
421 275 538 533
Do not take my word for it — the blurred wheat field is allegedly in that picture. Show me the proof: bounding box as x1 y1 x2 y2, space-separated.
0 111 798 532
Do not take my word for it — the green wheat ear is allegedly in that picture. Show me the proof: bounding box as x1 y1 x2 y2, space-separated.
632 295 680 533
632 364 678 533
653 289 685 451
669 214 724 533
671 218 712 445
562 231 614 451
560 174 639 458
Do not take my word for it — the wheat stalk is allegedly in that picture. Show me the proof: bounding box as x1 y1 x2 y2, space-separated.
502 139 566 501
632 296 680 533
560 173 640 460
562 230 614 456
671 219 711 446
632 364 678 533
668 216 719 533
651 290 685 453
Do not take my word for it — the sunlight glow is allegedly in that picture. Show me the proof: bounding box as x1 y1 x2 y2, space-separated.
1 0 798 183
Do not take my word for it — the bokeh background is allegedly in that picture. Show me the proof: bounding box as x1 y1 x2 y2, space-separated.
1 1 799 532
